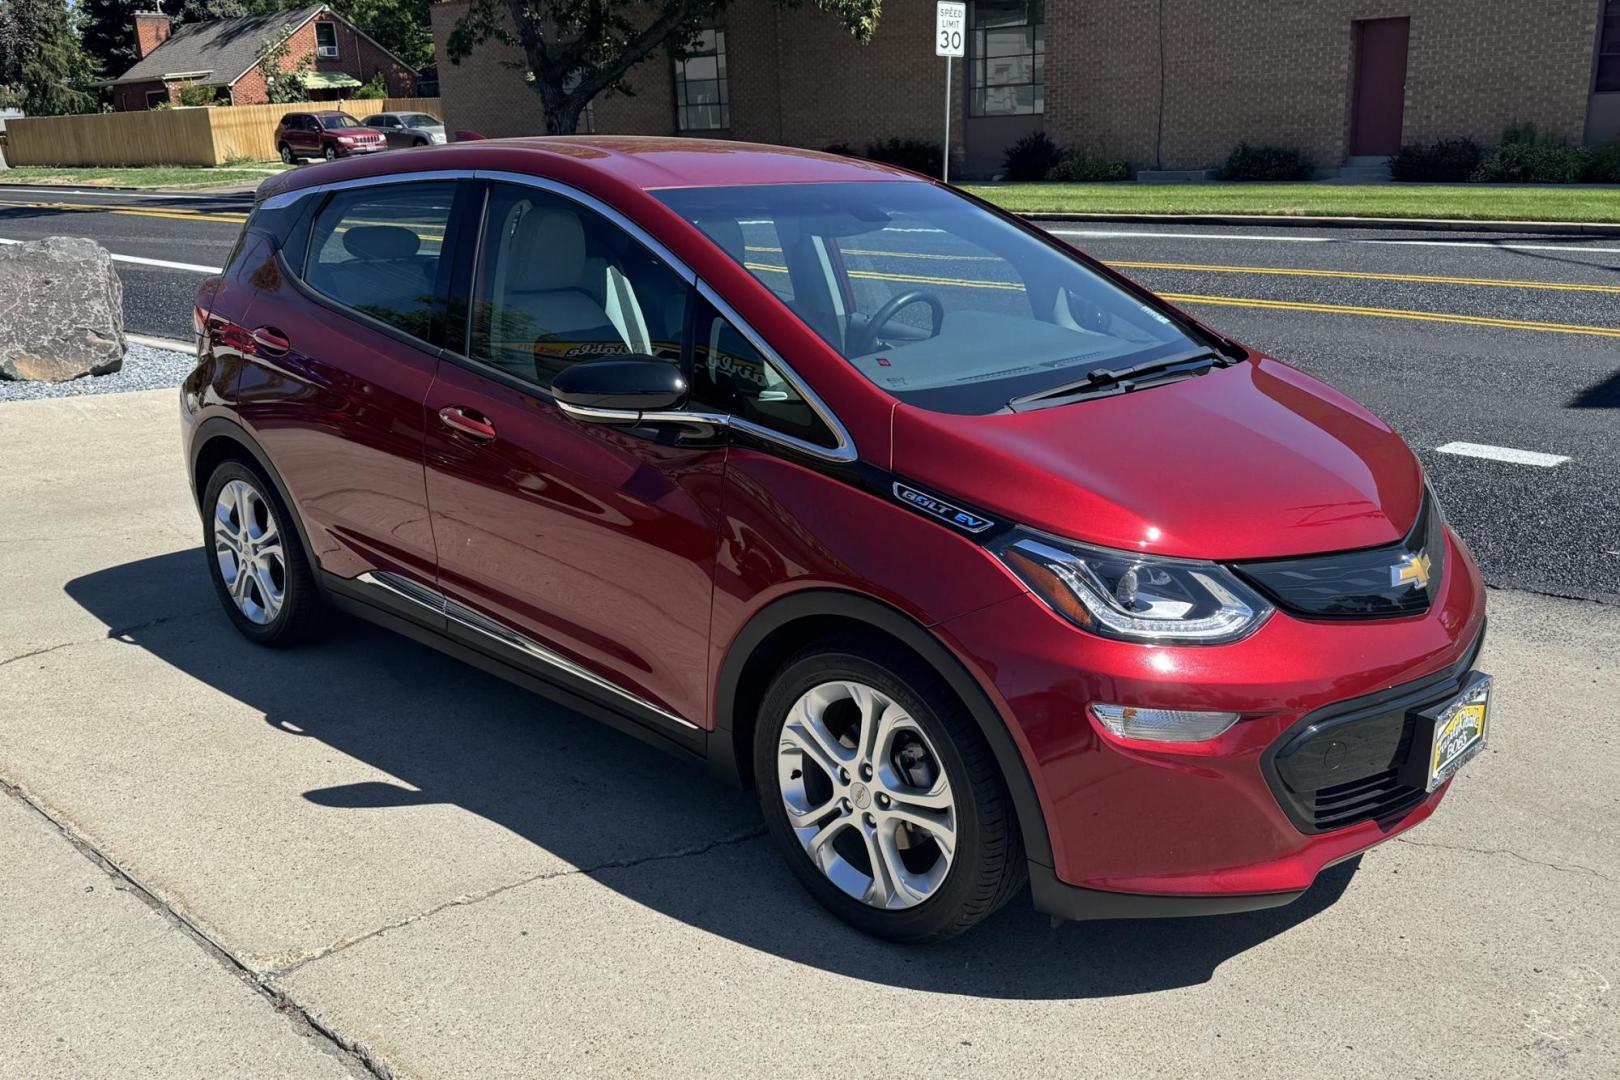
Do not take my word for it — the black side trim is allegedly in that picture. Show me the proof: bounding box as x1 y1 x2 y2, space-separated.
1029 863 1304 921
323 573 705 758
708 589 1055 869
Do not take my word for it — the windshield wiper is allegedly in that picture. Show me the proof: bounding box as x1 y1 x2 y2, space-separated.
1005 348 1227 411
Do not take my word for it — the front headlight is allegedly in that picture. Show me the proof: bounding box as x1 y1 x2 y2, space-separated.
991 529 1272 644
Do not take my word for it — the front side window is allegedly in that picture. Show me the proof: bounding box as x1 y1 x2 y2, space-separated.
689 297 836 449
469 183 687 388
303 182 457 342
657 181 1199 416
673 29 729 131
970 0 1044 116
319 113 361 129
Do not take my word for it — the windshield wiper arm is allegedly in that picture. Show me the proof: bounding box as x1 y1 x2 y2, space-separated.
1006 348 1225 409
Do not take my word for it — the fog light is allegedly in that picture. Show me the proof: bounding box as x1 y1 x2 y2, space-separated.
1090 703 1241 743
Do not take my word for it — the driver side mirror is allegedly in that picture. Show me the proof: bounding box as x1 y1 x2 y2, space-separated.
551 357 688 422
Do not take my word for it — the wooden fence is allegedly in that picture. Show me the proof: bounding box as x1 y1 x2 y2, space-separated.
4 98 444 168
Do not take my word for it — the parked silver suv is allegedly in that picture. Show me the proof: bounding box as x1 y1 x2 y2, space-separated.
361 111 446 149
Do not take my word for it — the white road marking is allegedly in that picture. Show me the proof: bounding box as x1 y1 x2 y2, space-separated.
1435 442 1571 467
0 236 220 273
1048 228 1620 256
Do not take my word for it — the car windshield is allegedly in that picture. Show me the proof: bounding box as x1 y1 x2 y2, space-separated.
655 181 1201 415
321 114 361 128
405 114 440 128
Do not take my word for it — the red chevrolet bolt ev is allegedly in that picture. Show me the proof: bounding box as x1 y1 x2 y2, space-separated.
182 139 1490 942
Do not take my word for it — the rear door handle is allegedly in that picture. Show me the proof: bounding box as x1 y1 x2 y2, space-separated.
438 406 497 442
251 326 289 354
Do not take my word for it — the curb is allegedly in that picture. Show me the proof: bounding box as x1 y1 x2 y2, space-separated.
128 332 195 354
1018 212 1620 236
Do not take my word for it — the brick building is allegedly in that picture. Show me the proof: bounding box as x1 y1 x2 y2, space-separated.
111 4 415 112
430 0 1620 178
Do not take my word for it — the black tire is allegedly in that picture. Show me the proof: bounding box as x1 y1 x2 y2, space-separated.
278 142 296 164
323 145 337 161
413 137 428 147
201 459 323 647
753 640 1025 943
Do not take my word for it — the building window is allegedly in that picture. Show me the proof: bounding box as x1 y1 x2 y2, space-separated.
146 90 167 109
315 21 340 59
969 0 1044 116
674 29 729 131
1599 0 1620 93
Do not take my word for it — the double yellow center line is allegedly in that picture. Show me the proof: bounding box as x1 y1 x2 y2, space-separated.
5 197 1618 338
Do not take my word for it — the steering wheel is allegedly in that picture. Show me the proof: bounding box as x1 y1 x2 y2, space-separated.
849 291 945 356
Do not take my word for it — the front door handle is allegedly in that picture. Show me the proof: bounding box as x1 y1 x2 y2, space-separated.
251 326 289 354
438 406 497 442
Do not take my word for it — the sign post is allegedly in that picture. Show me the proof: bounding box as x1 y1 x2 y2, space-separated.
935 1 965 184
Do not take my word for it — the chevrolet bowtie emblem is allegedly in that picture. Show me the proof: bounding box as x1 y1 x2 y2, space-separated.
1392 551 1432 591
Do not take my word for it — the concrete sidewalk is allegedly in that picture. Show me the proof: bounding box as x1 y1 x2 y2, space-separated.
2 388 1616 1079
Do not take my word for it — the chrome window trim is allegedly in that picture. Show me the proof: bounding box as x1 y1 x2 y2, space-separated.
259 167 856 464
357 570 697 730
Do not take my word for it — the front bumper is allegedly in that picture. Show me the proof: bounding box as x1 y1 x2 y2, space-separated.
937 526 1487 916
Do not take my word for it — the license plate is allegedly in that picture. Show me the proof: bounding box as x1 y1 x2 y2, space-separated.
1422 673 1491 792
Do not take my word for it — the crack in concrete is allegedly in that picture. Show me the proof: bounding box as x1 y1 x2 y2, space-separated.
0 776 394 1080
1394 836 1614 882
272 826 768 978
0 607 215 669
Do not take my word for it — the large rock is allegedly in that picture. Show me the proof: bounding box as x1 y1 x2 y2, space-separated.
0 236 125 382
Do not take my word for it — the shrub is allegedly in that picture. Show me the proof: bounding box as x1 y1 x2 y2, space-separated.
1390 138 1484 182
1046 149 1132 182
1580 139 1620 183
821 143 857 157
352 73 387 100
864 137 943 176
1470 125 1589 183
1002 131 1062 180
176 82 218 107
1219 142 1314 181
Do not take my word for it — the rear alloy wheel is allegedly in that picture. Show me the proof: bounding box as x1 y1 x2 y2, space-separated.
278 143 296 164
203 461 321 646
755 645 1024 942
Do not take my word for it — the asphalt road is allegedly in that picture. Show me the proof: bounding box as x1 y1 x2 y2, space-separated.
1 185 1616 603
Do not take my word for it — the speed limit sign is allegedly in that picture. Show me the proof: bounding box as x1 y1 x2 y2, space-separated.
935 1 965 57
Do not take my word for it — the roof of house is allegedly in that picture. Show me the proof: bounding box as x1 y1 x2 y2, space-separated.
112 5 325 87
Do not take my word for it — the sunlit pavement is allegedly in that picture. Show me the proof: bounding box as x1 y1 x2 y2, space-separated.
2 387 1616 1078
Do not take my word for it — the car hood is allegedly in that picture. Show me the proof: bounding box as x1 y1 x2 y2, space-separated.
889 357 1424 561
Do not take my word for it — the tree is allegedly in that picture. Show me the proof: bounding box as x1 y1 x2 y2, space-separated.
447 0 881 135
79 0 138 80
257 28 311 103
0 0 97 115
334 0 433 70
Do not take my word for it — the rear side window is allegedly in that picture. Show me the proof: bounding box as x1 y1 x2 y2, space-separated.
303 182 457 342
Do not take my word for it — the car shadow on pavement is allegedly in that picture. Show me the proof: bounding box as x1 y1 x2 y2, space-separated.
67 549 1360 1000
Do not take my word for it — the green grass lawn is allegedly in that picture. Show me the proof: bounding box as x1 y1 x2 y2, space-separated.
964 182 1620 223
0 164 289 190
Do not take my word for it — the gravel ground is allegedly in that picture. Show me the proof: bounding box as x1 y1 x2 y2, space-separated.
0 343 194 402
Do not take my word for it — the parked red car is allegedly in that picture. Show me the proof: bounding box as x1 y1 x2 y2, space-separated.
274 111 385 163
182 139 1490 942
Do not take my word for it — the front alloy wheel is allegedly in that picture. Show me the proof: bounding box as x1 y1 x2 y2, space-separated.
756 644 1024 942
778 681 957 909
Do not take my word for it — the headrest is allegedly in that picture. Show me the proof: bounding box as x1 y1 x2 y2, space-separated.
509 206 587 291
343 225 420 261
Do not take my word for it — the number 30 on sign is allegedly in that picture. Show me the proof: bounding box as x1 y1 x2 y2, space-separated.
936 1 966 57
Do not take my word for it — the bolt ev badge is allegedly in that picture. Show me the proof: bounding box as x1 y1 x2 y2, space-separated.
1392 550 1432 591
892 482 995 534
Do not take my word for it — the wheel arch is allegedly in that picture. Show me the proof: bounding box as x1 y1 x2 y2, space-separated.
190 417 320 572
709 589 1054 869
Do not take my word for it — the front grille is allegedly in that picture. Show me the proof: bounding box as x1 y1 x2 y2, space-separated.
1233 496 1444 619
1262 628 1483 834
